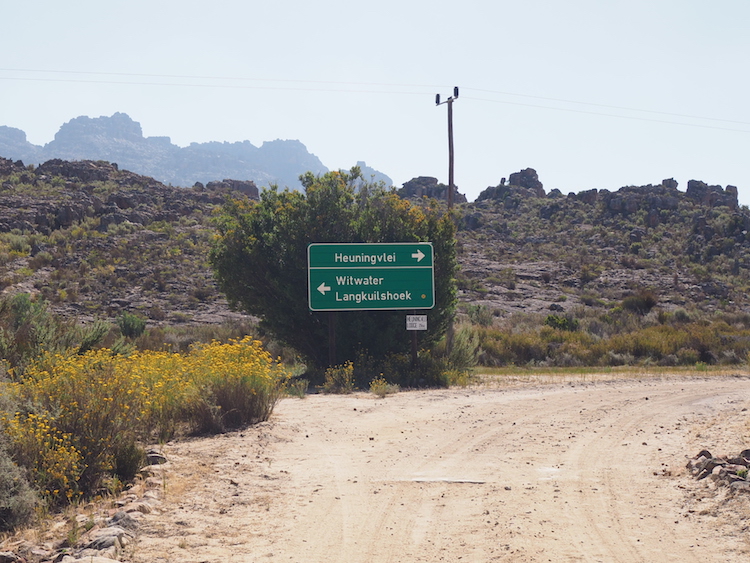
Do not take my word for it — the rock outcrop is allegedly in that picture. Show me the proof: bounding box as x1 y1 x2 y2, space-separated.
203 179 259 199
686 180 739 209
508 168 545 197
398 176 467 203
476 168 546 202
0 158 257 237
686 448 750 493
477 173 741 230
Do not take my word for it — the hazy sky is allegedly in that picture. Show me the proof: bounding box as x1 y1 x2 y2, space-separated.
1 0 748 203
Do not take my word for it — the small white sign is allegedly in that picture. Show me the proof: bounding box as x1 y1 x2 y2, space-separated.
406 315 427 331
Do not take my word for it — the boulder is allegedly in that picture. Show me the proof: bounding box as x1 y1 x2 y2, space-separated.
508 168 545 197
398 176 466 203
577 188 598 204
206 179 259 200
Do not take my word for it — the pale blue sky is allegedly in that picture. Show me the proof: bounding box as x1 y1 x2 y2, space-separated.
1 0 748 203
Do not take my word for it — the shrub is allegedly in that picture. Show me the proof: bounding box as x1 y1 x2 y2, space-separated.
348 350 382 388
580 293 605 307
5 234 31 255
466 304 494 327
12 351 148 492
407 353 453 387
545 314 579 331
2 337 288 503
448 324 481 368
187 337 288 431
28 250 53 269
369 376 399 398
673 309 691 323
580 265 599 283
678 347 701 365
0 439 38 532
0 294 109 376
148 305 166 321
348 349 458 390
2 411 83 506
113 442 145 482
622 290 658 314
117 311 146 339
322 361 354 394
286 378 309 398
478 329 548 365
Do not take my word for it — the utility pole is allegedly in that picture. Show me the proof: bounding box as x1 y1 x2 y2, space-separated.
435 86 459 208
436 86 459 354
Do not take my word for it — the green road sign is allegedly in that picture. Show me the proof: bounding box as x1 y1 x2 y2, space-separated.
308 242 435 311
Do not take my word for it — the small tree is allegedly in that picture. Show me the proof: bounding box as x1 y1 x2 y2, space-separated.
210 167 457 370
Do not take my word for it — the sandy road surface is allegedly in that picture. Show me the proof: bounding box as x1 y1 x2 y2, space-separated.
132 376 750 562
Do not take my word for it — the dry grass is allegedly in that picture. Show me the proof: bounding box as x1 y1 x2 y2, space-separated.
473 365 748 388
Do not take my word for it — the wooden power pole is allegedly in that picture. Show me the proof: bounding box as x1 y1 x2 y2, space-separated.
436 86 459 353
436 86 459 208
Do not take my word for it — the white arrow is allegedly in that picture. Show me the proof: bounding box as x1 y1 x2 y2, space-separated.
411 249 425 262
317 282 331 295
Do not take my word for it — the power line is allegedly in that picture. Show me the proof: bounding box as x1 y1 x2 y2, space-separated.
464 87 750 127
462 96 750 134
0 75 430 97
0 67 748 133
0 67 446 92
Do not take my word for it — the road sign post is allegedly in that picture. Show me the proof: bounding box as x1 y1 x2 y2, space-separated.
308 242 435 312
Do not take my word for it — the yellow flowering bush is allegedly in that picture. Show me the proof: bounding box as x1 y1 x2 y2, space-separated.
368 376 389 398
187 337 288 432
1 336 288 504
128 349 196 441
322 361 354 394
14 349 149 490
1 412 82 506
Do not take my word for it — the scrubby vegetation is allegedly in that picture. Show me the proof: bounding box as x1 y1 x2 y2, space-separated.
469 309 750 367
3 158 750 532
452 178 750 368
0 158 231 325
0 295 289 530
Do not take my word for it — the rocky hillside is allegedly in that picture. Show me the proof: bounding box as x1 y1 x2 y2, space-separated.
453 168 750 320
0 157 254 326
0 157 748 338
0 113 392 190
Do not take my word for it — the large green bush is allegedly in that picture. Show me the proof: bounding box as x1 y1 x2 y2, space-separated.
210 167 458 370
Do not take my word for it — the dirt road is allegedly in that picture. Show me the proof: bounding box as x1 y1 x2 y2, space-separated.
132 376 750 562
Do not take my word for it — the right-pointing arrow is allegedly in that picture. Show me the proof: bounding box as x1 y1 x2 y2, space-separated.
412 249 425 262
317 282 331 295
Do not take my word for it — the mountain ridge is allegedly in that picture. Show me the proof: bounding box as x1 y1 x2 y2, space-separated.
0 112 392 190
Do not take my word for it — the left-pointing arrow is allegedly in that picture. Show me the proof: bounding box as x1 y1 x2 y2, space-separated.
317 282 331 295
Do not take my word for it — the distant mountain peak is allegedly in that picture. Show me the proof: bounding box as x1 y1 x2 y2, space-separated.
0 113 392 191
53 112 144 143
